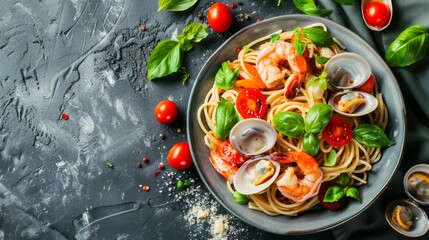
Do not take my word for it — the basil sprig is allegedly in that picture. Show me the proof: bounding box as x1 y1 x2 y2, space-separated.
215 98 240 140
292 0 333 17
385 25 429 67
158 0 198 12
308 71 328 90
273 103 333 156
293 27 334 64
324 173 360 203
146 23 208 81
271 33 281 42
353 124 394 147
215 62 240 90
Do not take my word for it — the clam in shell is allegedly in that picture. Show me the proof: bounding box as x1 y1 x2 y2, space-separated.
328 91 378 117
405 164 429 205
229 118 277 156
234 158 280 195
385 199 429 237
324 52 371 90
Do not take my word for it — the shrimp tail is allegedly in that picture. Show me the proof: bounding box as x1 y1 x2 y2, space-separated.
284 73 306 100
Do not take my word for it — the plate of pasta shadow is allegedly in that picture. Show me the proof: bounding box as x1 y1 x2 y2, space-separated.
186 15 406 235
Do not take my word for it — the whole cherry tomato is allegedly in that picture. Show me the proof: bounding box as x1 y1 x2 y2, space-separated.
363 1 391 28
167 142 193 170
154 100 178 124
207 2 233 33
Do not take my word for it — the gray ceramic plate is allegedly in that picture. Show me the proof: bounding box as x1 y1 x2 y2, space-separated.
187 15 406 235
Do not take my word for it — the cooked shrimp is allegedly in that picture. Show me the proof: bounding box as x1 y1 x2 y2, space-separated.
256 41 307 99
209 140 250 183
270 151 323 203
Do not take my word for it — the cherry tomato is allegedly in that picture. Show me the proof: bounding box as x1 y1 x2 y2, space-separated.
236 88 267 119
317 180 347 211
356 74 376 93
154 100 178 124
207 2 233 33
216 140 250 167
322 115 353 147
363 1 391 28
167 142 193 170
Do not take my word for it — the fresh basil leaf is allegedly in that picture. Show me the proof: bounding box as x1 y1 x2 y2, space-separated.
233 191 249 204
159 0 198 12
353 124 394 147
177 35 193 51
147 40 183 80
324 185 345 203
339 173 350 187
277 0 282 6
346 187 360 201
303 132 319 156
314 54 330 64
271 33 281 42
181 22 209 43
385 25 429 67
292 0 333 17
215 62 240 90
303 28 335 47
325 149 337 167
273 112 305 138
294 35 306 56
308 71 328 89
334 0 355 5
304 104 333 133
215 98 239 140
179 67 189 85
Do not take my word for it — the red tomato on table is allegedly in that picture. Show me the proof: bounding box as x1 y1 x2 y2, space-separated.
154 100 178 124
363 1 391 28
207 2 233 33
236 88 267 119
168 142 193 170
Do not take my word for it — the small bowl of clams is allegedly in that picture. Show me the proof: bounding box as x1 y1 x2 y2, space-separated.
385 164 429 237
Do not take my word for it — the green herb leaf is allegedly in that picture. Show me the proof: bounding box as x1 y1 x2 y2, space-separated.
146 40 183 80
271 33 281 42
303 28 335 47
181 22 209 43
346 187 361 201
177 35 193 51
314 54 330 64
215 62 240 90
294 34 306 56
304 104 333 133
273 112 305 138
353 124 394 147
184 179 191 187
292 0 333 17
333 0 355 5
233 191 249 204
215 98 240 139
308 71 328 90
339 173 350 187
242 45 251 53
303 132 320 156
159 0 198 12
106 161 113 168
385 25 429 67
325 149 337 167
179 67 189 85
324 185 345 203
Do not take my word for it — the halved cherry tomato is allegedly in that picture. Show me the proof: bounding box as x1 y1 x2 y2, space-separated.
363 1 391 28
356 74 375 93
236 88 267 119
216 140 250 167
322 115 353 147
317 180 347 211
168 142 193 170
154 100 178 124
207 2 232 33
229 62 266 89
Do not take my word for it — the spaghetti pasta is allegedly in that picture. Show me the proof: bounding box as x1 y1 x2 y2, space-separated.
197 24 389 216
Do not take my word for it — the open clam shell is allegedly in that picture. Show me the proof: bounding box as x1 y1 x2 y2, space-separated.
385 199 429 237
233 158 280 195
229 118 277 156
324 52 371 90
404 164 429 206
361 0 393 31
328 91 378 117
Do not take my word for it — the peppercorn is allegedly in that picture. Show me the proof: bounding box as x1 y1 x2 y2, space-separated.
158 163 165 170
230 2 237 8
159 133 165 140
136 162 142 168
143 157 149 163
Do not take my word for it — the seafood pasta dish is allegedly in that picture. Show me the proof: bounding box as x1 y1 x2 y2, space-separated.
197 23 394 216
